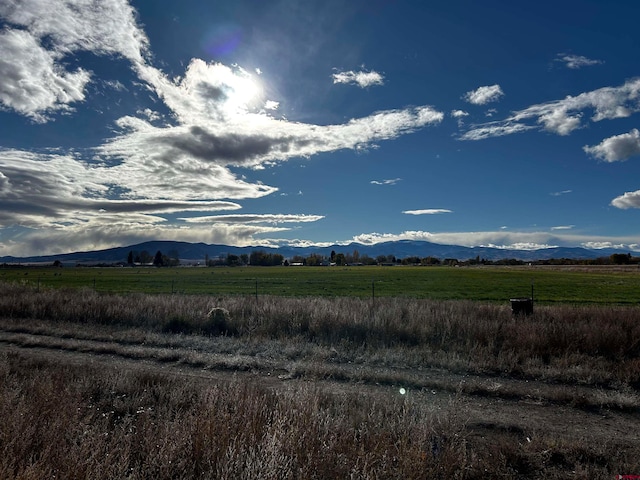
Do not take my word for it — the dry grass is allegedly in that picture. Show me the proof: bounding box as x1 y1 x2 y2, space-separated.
1 282 640 477
0 351 472 479
1 282 639 389
1 351 638 479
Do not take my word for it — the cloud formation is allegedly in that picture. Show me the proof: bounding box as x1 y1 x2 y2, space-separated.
0 0 148 121
583 129 640 162
0 29 91 122
332 69 385 88
178 214 324 224
371 178 401 186
402 209 452 215
550 190 572 196
611 190 640 209
556 54 603 69
463 84 504 105
0 0 446 255
462 78 640 140
451 110 469 118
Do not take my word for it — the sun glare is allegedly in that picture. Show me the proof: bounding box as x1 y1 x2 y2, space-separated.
225 69 263 115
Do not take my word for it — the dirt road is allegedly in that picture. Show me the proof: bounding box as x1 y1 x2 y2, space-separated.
2 324 639 453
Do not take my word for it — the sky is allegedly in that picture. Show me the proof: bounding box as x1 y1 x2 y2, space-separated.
2 0 640 257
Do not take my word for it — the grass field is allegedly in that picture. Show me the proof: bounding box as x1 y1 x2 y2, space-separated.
2 264 640 304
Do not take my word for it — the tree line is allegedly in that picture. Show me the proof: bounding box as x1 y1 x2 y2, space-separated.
125 249 640 268
127 250 179 267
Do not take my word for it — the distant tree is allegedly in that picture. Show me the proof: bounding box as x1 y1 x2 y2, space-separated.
52 260 62 268
127 251 134 265
421 256 441 265
330 250 336 262
250 250 284 266
335 253 346 266
204 253 209 266
360 254 377 265
139 250 153 264
153 250 164 266
226 254 240 266
610 253 631 265
240 254 249 265
402 256 421 265
305 253 322 266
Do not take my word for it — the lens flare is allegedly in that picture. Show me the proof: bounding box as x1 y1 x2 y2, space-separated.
201 24 243 59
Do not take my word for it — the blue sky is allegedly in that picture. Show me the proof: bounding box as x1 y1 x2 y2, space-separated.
2 0 640 256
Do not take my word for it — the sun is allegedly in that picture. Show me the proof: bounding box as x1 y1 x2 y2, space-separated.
224 67 263 115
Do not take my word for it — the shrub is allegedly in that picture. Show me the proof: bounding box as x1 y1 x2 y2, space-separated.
202 307 235 335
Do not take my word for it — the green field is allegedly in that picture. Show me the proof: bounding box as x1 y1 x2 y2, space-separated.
2 264 640 304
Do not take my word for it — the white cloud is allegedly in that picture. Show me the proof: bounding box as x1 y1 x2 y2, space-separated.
583 129 640 162
451 110 469 127
0 29 91 122
459 122 534 141
0 148 243 229
463 84 504 105
0 0 149 64
99 96 444 173
402 209 452 215
0 0 149 121
551 225 574 230
556 54 603 69
351 231 435 245
451 110 469 118
178 214 324 224
611 190 640 209
332 69 385 88
104 80 127 92
136 108 163 122
371 178 401 186
550 190 572 196
581 241 635 250
462 78 640 140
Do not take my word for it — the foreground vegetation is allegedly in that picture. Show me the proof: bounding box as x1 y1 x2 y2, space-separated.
1 281 640 390
4 350 638 479
3 263 640 303
1 281 640 477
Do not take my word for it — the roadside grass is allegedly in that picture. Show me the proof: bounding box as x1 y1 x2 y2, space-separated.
1 350 638 479
3 264 640 303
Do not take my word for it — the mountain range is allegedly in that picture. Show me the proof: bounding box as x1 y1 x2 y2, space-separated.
0 240 630 265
